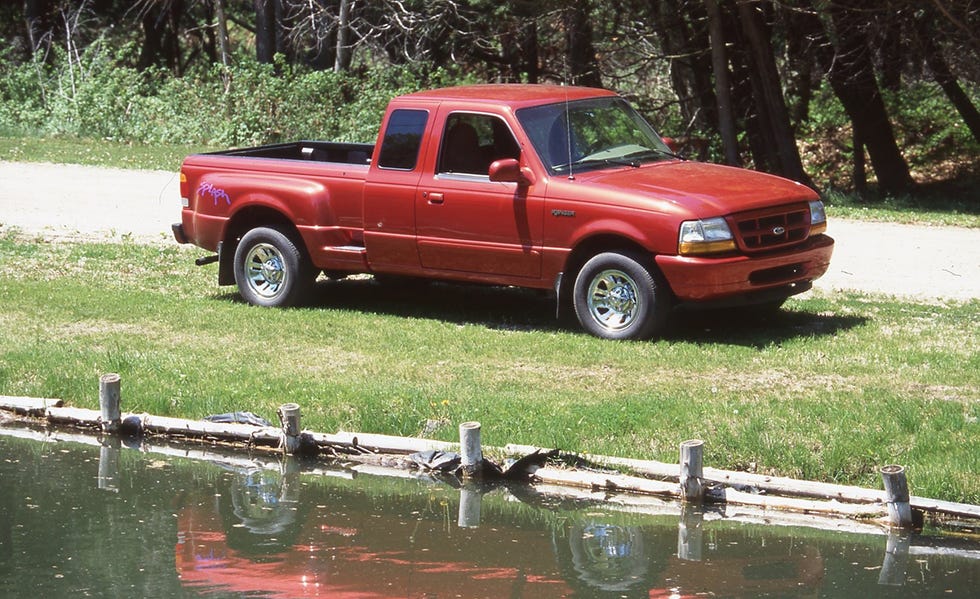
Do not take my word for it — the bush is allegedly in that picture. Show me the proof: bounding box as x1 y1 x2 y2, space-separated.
0 43 467 148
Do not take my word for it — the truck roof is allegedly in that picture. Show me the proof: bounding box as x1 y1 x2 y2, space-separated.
394 84 618 110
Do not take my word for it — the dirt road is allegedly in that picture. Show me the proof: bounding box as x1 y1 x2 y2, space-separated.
2 161 977 301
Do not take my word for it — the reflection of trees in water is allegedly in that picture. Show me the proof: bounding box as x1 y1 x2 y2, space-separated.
553 521 670 599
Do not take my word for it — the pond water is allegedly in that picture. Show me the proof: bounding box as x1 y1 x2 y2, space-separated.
1 427 978 598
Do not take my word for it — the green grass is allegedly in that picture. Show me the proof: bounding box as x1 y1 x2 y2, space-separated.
823 183 980 228
0 135 215 172
1 234 977 504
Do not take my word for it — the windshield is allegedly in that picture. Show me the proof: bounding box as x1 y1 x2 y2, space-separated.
516 96 676 175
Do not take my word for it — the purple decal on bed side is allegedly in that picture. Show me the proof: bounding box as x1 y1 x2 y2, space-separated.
198 182 231 206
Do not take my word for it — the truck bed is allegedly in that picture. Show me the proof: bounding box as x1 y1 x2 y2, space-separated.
208 140 374 165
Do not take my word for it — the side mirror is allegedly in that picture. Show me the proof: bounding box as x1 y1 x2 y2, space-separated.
661 136 679 154
488 158 535 186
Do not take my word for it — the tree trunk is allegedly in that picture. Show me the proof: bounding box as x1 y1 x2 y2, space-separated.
652 0 717 132
737 0 810 184
214 0 232 67
563 3 601 87
24 0 52 57
255 0 277 64
804 0 914 194
334 0 352 72
704 0 741 166
520 20 539 84
138 6 165 71
783 5 815 127
917 16 980 143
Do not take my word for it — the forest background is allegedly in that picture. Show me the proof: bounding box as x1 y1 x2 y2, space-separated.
1 0 978 205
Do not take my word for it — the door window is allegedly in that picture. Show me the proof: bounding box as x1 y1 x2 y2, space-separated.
437 113 520 176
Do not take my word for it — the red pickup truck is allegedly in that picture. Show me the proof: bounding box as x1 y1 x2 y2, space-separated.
174 84 833 340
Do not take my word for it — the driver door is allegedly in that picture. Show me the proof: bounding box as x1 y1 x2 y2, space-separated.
415 111 544 279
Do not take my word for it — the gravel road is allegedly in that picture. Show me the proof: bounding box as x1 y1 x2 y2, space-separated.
2 160 978 301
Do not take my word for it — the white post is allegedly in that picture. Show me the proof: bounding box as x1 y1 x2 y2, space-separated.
679 439 704 503
278 403 302 454
880 465 913 528
99 373 121 433
459 421 483 478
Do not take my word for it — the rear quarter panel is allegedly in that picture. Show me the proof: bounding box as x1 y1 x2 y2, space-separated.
179 155 367 255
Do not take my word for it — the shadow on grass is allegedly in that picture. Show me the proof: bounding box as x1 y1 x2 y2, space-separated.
219 276 867 345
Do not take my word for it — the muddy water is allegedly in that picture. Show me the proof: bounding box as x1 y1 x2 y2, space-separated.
0 429 978 598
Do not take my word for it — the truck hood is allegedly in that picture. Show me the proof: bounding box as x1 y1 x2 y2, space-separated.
564 161 817 216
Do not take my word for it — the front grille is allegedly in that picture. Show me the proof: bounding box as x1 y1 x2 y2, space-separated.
731 204 810 252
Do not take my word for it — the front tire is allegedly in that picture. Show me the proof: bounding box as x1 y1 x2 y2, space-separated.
573 251 670 340
233 226 315 307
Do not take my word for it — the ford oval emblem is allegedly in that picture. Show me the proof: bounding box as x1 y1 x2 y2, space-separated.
772 226 786 235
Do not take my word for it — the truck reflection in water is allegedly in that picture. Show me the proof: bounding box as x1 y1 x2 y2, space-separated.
175 464 825 598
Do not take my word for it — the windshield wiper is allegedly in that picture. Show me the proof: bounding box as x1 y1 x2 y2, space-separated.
624 148 683 162
553 157 640 172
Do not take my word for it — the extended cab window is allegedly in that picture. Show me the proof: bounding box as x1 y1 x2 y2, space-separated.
378 109 428 170
437 113 520 176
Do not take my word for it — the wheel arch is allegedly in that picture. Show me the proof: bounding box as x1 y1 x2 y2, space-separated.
557 234 675 309
218 206 308 286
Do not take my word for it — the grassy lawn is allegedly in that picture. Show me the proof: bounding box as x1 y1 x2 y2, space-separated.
1 234 977 504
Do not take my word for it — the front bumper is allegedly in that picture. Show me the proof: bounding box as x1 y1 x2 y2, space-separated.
655 234 834 303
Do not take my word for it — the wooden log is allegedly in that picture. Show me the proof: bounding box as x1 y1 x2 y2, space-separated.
46 406 103 426
333 430 456 454
99 373 121 432
720 487 888 519
881 465 914 528
535 466 679 497
459 421 482 478
679 439 704 503
0 396 63 416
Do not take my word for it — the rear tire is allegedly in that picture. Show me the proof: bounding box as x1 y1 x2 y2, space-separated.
573 251 670 340
233 226 315 307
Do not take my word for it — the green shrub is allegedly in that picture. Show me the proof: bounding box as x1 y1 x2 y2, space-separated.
0 42 468 147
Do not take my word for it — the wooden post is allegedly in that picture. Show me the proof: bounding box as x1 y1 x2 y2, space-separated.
99 373 121 433
458 484 482 528
459 421 483 478
679 439 704 503
880 465 913 528
278 403 302 454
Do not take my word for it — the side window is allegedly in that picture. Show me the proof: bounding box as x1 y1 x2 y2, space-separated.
378 109 429 170
437 113 520 176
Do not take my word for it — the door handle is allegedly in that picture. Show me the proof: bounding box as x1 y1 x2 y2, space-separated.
427 192 445 205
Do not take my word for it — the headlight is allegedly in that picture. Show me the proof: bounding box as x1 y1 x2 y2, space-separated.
678 217 736 255
809 200 827 235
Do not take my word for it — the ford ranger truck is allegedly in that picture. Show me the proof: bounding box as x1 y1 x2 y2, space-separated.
173 84 833 340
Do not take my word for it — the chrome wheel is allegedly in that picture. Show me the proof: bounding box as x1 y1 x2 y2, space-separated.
244 242 288 299
233 227 314 307
572 251 670 340
585 268 641 331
